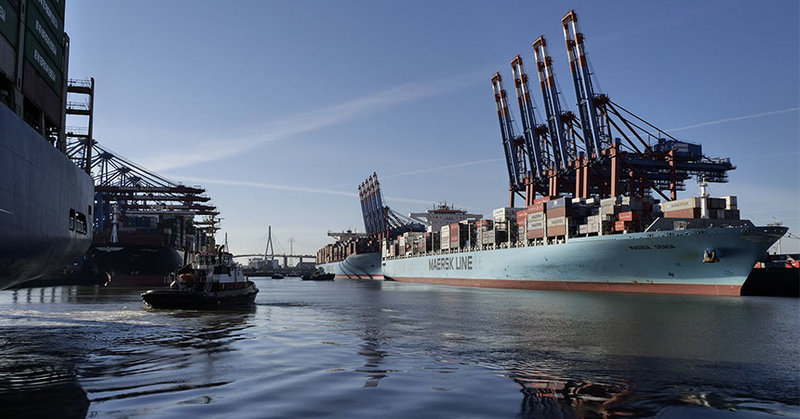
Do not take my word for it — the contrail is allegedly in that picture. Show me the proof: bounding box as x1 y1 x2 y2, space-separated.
668 108 799 132
177 176 431 205
382 158 502 180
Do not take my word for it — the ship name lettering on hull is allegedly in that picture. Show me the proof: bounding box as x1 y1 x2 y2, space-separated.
429 256 473 271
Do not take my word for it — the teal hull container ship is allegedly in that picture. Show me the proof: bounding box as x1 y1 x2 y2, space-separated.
379 224 785 296
315 10 789 297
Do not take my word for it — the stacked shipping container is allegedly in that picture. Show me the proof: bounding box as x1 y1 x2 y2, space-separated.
0 0 68 128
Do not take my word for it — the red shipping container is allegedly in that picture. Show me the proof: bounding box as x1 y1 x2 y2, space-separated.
614 220 632 231
526 229 545 239
664 208 701 219
618 211 641 222
516 210 529 225
547 206 567 218
546 226 566 237
534 196 552 205
527 202 545 213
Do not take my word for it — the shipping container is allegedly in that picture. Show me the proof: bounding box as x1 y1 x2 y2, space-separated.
29 0 64 34
663 208 702 219
0 0 19 48
545 197 570 209
723 196 738 210
492 207 520 223
547 206 568 218
25 0 63 67
600 197 621 207
614 220 632 232
527 220 544 230
660 197 701 212
527 212 544 222
527 229 545 239
516 210 529 227
533 196 552 205
618 211 641 222
620 196 643 210
527 202 545 213
707 197 725 209
476 219 493 230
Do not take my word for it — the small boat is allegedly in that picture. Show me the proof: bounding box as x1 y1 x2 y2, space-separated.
142 246 259 309
302 270 335 281
271 273 284 279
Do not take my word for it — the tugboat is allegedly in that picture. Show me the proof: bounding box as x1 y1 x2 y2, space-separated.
141 246 259 309
302 270 335 281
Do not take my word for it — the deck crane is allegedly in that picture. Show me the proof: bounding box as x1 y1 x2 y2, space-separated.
561 10 604 157
491 73 532 207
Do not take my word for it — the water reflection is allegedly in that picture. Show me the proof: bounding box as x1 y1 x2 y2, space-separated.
0 326 91 418
507 365 632 418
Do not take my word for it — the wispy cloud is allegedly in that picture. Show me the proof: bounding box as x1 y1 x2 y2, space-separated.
382 158 502 180
143 71 484 171
179 176 432 205
667 108 799 132
178 176 358 198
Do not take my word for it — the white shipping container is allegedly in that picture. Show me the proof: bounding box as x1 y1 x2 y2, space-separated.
660 197 700 212
723 196 738 210
578 224 589 234
546 217 566 227
600 197 621 206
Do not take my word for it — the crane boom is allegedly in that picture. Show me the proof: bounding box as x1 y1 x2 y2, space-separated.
562 9 603 157
510 55 546 178
532 36 569 169
491 73 523 190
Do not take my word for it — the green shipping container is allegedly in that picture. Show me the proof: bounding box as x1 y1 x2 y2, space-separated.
25 0 62 68
25 0 64 70
28 0 62 34
24 29 61 95
0 0 19 46
49 0 63 19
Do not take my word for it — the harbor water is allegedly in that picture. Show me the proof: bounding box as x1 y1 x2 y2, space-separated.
1 278 798 418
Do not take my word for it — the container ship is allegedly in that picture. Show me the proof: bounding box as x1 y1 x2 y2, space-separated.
86 212 188 286
0 0 95 289
315 10 788 296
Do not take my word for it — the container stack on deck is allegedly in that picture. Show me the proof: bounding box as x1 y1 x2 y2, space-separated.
316 236 378 264
381 193 741 258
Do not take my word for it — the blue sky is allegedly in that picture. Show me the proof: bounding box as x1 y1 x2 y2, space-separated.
65 0 800 255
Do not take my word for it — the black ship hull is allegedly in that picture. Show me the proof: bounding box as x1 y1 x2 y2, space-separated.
87 243 183 286
0 105 94 289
